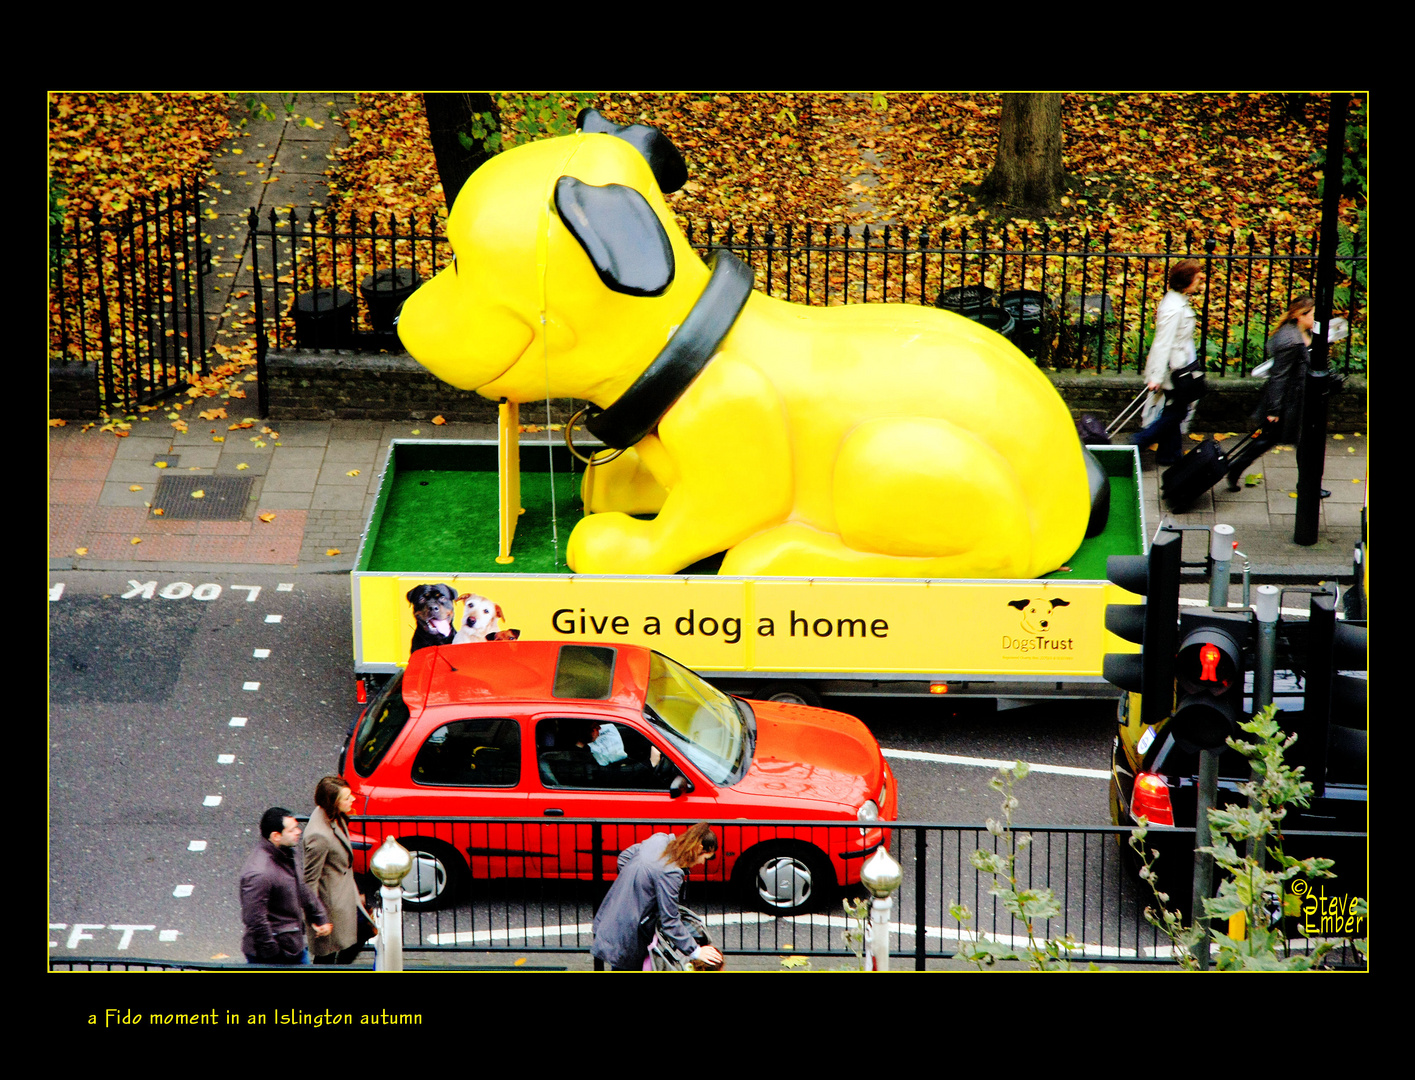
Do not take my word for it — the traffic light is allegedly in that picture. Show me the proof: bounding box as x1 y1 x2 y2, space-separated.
1103 529 1181 730
1300 591 1368 796
1169 609 1254 753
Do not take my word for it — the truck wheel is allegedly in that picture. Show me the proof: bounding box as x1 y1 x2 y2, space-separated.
763 683 822 708
735 841 835 917
397 838 465 910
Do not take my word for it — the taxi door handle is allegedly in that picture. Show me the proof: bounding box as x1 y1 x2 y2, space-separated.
543 808 564 816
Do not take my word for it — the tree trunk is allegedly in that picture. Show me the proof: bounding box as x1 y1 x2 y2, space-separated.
978 93 1065 211
422 93 501 214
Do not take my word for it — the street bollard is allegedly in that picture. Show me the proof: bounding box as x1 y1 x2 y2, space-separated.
860 845 904 971
369 836 414 972
1253 585 1280 713
1208 524 1235 608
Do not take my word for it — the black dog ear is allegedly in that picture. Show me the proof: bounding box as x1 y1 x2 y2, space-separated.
576 107 688 194
406 585 427 604
1007 599 1030 611
554 176 675 297
1049 598 1071 608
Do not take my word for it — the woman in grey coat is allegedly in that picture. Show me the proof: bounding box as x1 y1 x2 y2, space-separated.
591 823 724 970
303 775 366 964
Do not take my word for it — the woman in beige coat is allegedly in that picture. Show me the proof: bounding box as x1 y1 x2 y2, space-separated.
304 775 366 964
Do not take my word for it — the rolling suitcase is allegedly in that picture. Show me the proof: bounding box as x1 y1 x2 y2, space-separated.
1161 430 1261 509
1077 389 1151 446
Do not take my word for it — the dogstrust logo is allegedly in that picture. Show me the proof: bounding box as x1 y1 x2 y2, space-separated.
1288 878 1366 938
1001 597 1076 656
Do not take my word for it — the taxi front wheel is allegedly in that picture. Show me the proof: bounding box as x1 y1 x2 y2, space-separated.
398 838 466 910
735 841 834 918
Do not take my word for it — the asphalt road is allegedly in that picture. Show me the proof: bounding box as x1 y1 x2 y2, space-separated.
49 568 1126 970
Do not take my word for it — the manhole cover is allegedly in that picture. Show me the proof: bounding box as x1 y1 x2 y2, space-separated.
150 474 254 520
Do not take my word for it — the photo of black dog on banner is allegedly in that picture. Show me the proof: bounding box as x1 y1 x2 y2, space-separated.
406 584 520 654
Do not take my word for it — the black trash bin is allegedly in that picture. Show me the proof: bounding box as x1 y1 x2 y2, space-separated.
359 268 423 334
291 288 355 349
935 283 995 313
1000 289 1052 358
965 306 1016 339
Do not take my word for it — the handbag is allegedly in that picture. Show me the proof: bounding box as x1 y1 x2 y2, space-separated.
1169 357 1207 404
356 898 378 945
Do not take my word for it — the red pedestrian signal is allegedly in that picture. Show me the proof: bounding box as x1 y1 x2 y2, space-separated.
1169 612 1252 753
1198 643 1221 683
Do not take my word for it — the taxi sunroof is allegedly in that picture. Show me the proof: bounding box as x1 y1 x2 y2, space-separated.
552 644 617 699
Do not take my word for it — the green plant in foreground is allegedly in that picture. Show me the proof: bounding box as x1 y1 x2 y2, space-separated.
1131 704 1356 971
842 895 870 969
950 761 1102 970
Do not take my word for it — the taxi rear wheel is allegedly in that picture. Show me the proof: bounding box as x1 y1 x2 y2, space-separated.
398 838 466 910
736 841 834 917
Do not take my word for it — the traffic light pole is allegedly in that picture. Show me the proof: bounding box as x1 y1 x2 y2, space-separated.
1192 749 1220 970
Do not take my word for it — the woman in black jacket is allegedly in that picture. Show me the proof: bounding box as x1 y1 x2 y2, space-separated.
1225 295 1320 492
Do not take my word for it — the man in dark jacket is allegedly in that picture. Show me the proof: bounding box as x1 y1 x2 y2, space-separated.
240 807 332 964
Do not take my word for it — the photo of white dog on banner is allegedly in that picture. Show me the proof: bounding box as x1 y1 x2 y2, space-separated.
452 593 521 644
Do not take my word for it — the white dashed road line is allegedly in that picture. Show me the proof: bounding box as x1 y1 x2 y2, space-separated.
881 747 1110 780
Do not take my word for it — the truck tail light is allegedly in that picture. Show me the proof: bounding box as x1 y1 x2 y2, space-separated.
1132 771 1174 827
356 679 367 704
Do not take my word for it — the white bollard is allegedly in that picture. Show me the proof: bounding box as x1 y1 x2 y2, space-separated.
859 846 904 971
369 836 413 972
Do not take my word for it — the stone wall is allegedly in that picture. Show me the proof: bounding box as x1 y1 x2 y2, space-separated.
48 361 99 420
1050 371 1368 433
51 350 1369 433
263 351 588 424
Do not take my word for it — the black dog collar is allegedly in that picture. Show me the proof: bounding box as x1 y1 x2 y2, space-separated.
583 249 755 450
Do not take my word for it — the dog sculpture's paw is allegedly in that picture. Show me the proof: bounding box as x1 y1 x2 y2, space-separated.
566 512 666 576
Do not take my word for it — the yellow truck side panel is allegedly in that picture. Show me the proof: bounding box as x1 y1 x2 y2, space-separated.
355 573 1144 678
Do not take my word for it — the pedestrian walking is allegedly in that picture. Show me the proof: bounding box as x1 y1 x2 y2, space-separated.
304 776 370 965
1133 259 1205 465
1225 295 1328 497
591 823 725 971
239 806 331 965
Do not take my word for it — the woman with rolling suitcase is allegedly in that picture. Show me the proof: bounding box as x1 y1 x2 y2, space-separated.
1131 259 1205 465
1225 295 1323 494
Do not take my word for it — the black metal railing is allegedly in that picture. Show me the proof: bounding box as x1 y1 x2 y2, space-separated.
243 209 1366 378
345 816 1366 970
247 206 449 354
48 816 1364 971
48 178 213 413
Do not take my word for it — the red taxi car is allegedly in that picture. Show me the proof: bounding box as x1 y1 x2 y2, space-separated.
343 640 897 916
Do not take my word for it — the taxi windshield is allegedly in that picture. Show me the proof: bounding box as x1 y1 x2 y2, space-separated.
643 651 750 785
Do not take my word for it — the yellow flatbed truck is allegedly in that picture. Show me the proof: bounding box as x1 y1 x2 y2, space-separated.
351 416 1146 707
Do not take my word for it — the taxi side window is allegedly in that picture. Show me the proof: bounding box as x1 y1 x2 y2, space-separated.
412 718 520 787
536 719 676 791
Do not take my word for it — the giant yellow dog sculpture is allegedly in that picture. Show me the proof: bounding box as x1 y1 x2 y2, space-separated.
397 110 1098 579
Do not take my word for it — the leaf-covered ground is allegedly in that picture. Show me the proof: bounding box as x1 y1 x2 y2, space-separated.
325 91 1359 248
48 91 1363 423
48 92 231 224
47 90 1360 249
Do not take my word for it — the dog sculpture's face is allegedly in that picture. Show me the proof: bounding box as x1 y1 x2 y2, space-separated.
1008 597 1071 636
396 121 708 408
